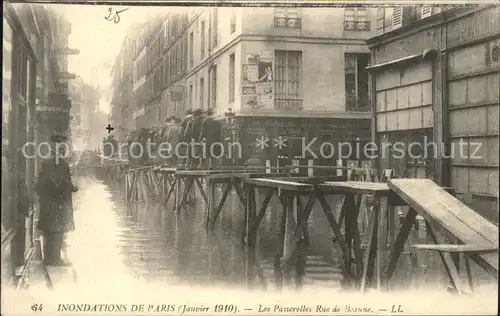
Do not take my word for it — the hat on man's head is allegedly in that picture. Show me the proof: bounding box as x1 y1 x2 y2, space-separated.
193 109 203 116
50 134 68 143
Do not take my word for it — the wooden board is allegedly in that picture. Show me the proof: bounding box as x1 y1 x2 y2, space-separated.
412 244 498 253
158 167 177 173
284 165 369 173
388 178 499 273
318 181 392 195
206 172 275 180
244 178 314 192
175 170 239 176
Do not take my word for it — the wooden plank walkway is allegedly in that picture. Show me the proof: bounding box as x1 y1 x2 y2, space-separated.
388 179 498 277
117 165 499 293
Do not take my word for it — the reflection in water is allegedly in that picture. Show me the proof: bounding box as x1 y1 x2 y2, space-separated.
66 176 495 293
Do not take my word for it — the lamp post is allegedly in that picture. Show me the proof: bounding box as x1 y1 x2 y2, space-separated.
225 107 235 126
224 107 237 165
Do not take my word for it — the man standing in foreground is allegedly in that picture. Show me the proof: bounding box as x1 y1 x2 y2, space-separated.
35 134 78 266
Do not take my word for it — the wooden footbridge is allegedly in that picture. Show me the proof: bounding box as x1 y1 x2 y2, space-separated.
119 164 498 293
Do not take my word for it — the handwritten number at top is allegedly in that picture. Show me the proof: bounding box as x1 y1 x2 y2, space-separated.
105 7 128 24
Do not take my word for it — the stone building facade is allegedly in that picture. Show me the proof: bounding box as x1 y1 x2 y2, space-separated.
111 7 378 167
2 3 76 286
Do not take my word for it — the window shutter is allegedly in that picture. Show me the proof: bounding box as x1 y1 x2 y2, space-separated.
392 7 403 29
421 6 432 18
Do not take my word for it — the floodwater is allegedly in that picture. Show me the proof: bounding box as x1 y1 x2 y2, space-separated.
63 173 495 293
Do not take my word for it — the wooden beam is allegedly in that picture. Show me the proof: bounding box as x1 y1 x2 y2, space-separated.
412 244 498 253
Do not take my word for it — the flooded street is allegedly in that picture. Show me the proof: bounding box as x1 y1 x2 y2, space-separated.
66 174 346 290
1 173 494 316
63 174 494 293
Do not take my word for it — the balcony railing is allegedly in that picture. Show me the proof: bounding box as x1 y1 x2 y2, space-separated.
346 95 370 112
344 20 371 31
274 17 302 29
275 98 303 110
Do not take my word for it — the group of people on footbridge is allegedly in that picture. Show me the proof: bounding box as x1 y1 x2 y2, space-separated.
115 108 223 168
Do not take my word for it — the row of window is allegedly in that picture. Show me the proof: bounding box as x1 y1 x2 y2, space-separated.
343 7 371 31
133 13 191 108
134 13 189 83
147 13 190 75
187 51 304 111
375 7 437 35
183 8 370 76
134 49 147 84
136 38 188 109
273 7 371 31
137 50 369 112
187 65 218 111
163 13 189 48
189 10 219 70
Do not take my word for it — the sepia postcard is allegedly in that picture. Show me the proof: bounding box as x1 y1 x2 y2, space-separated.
1 1 499 315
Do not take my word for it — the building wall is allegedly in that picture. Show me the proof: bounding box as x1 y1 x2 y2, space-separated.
368 6 500 223
185 7 376 117
373 60 435 179
127 13 189 129
2 2 40 287
110 24 140 138
240 40 362 113
113 7 377 132
185 34 242 115
241 7 376 40
372 26 441 64
445 8 499 221
375 62 434 132
69 79 99 149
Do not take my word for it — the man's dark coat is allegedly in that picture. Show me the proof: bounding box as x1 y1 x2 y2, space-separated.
35 155 78 233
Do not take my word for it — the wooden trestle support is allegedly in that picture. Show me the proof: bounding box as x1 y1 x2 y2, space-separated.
122 165 498 293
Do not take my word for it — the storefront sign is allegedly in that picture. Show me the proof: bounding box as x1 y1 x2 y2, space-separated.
256 82 273 109
246 127 268 154
243 64 258 82
278 127 304 137
242 52 274 110
168 84 184 102
242 84 256 95
36 106 70 113
256 52 273 109
242 84 258 109
133 106 145 119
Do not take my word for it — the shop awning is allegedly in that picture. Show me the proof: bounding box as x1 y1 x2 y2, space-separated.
365 49 438 72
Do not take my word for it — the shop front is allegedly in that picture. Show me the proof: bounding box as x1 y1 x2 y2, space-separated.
237 116 372 173
2 6 38 288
